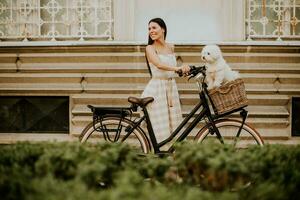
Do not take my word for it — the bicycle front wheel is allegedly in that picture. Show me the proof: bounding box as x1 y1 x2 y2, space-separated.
79 117 151 153
195 119 264 148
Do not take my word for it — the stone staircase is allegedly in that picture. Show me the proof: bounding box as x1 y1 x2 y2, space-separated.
0 44 299 144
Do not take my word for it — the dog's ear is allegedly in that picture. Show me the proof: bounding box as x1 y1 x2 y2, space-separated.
210 45 222 60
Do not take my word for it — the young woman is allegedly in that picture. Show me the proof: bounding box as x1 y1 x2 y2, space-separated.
141 18 190 143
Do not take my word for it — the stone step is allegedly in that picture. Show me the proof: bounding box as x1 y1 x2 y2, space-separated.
184 105 289 118
1 52 146 63
0 133 77 144
0 63 16 72
72 104 289 127
175 45 300 53
0 83 83 94
178 52 300 63
0 62 148 73
278 84 300 94
180 94 290 106
0 81 298 95
0 53 17 62
72 104 289 118
180 83 300 95
71 114 289 139
230 63 300 73
71 93 291 106
263 138 300 145
2 72 294 82
1 51 299 65
72 115 289 128
0 72 299 85
0 73 82 83
87 73 298 84
71 118 289 139
1 44 298 54
83 82 299 95
1 62 299 74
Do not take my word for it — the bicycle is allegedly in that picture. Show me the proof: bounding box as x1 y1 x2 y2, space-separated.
79 66 264 154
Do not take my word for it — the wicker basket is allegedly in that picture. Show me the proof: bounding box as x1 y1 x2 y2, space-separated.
208 78 248 115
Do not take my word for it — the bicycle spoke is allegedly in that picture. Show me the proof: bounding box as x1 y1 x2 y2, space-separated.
196 119 264 148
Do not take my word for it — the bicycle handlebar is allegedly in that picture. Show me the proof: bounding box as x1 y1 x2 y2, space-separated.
189 65 206 77
176 65 206 77
176 69 184 77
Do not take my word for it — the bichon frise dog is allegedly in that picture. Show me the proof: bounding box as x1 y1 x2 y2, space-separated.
201 44 240 90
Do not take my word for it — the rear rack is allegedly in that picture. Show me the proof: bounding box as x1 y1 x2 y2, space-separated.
87 105 132 142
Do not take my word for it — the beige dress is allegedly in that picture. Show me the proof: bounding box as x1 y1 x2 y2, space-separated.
141 54 183 142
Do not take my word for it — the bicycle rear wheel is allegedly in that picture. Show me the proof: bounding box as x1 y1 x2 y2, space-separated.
195 119 264 148
79 116 151 153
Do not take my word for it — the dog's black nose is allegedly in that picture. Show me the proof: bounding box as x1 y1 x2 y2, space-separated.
202 56 206 60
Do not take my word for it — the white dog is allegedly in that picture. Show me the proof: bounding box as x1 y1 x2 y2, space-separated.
201 44 239 90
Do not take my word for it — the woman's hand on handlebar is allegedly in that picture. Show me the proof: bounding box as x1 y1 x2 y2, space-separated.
182 65 191 74
176 65 190 76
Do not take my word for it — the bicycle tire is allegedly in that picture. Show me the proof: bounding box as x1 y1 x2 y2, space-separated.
195 119 264 148
79 116 151 153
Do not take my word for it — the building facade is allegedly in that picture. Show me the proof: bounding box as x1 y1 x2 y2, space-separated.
0 0 299 144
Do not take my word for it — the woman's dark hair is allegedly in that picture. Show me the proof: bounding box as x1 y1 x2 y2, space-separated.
145 18 167 77
147 18 167 45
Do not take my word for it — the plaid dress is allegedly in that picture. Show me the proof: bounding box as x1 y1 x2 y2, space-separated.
141 54 183 142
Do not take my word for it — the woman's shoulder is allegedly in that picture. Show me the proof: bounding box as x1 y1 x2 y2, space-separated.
146 43 174 54
146 44 156 53
166 43 175 53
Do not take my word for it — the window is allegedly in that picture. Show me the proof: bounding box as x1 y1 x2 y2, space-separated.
0 96 69 133
0 0 113 41
246 0 300 40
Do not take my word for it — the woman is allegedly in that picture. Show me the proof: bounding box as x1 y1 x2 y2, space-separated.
141 18 190 143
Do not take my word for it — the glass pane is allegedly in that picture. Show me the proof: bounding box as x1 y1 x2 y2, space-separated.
266 20 277 34
251 22 263 35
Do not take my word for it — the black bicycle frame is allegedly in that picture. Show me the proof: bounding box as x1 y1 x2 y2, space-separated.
88 65 248 154
140 86 224 154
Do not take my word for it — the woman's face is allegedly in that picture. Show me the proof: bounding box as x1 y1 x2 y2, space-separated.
148 22 164 41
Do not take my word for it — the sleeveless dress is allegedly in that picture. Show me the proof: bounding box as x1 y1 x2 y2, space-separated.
141 54 183 142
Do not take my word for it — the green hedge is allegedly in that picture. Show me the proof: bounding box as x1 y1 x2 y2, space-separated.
0 141 299 200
